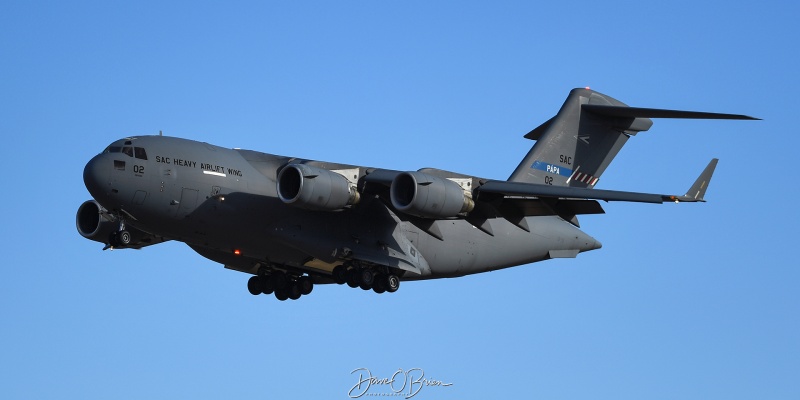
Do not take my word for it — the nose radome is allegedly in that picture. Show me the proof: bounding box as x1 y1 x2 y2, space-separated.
83 155 108 200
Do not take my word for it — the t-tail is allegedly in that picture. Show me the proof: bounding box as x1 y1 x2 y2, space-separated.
509 88 758 187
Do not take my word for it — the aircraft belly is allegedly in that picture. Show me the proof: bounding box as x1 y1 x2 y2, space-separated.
411 216 598 279
258 199 433 276
174 200 433 277
172 196 309 264
175 201 596 280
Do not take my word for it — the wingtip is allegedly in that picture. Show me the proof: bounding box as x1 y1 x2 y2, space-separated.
684 159 718 201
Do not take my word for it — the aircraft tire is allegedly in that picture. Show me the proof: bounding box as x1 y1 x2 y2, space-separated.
332 266 347 284
346 270 360 288
360 269 375 286
372 276 386 294
274 289 289 301
386 274 400 293
117 230 132 246
247 276 261 295
288 283 302 300
271 271 288 290
259 276 274 295
298 276 313 295
359 281 371 291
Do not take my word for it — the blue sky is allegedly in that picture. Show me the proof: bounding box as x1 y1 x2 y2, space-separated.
1 1 798 398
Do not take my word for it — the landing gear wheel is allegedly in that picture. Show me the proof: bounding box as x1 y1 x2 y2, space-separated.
274 289 289 301
117 230 132 246
271 271 288 290
288 282 302 300
259 276 274 295
332 266 347 285
372 275 386 294
346 270 360 288
359 281 372 291
360 269 375 286
247 276 261 295
386 274 400 293
298 276 313 295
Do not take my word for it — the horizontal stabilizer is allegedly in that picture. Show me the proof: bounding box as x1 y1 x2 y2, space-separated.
582 105 760 120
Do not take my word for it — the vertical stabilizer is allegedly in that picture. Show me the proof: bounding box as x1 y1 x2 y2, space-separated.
509 88 653 187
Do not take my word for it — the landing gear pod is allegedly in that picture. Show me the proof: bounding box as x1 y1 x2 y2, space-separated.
390 171 474 218
277 164 360 211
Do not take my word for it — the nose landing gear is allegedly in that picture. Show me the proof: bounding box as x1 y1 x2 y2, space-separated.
105 219 133 249
109 229 132 247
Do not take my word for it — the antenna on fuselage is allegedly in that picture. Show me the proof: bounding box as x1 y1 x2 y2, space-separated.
159 130 163 136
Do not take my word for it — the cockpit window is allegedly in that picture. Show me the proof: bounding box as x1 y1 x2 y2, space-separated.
134 147 148 160
103 141 145 158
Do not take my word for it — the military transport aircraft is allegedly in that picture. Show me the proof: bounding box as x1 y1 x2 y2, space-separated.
77 88 757 301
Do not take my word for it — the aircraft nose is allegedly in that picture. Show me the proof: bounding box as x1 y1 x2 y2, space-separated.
83 154 109 200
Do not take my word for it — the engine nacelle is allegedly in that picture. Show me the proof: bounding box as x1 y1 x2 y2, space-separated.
277 164 360 211
76 200 118 243
390 171 474 219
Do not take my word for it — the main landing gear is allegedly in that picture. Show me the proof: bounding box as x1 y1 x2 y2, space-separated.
247 268 314 301
246 263 401 300
331 264 400 294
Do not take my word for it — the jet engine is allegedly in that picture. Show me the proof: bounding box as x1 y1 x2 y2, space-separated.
390 171 474 219
76 200 118 243
277 164 360 211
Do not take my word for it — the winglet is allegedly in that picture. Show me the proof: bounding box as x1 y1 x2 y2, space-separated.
681 158 718 202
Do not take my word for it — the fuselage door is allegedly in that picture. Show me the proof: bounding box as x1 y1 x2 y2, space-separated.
176 188 198 218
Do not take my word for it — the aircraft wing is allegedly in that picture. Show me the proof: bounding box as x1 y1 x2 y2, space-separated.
476 159 719 204
360 160 716 233
361 168 402 193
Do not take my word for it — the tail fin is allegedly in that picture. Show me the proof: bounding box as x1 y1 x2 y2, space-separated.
508 88 641 187
508 88 757 187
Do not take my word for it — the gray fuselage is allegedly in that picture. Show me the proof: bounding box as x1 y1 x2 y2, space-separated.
82 136 600 281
